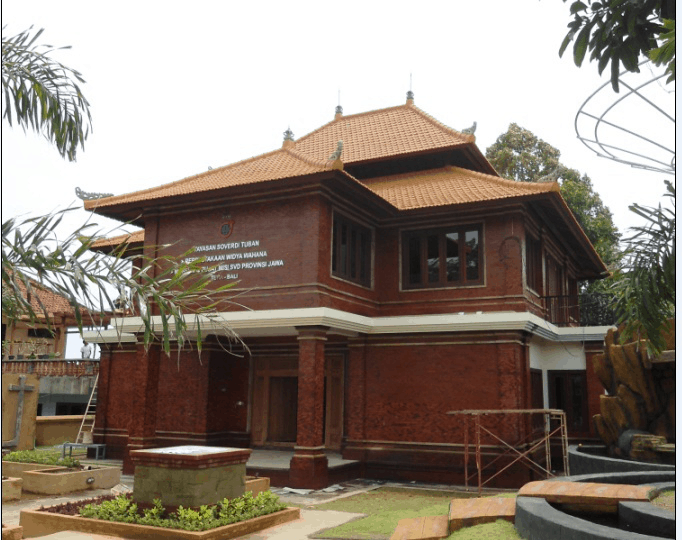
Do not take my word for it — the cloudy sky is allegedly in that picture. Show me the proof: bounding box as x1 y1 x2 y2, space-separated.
2 0 676 240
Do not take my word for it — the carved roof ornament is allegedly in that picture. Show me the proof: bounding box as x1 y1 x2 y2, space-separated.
283 127 294 141
75 187 113 201
329 140 344 170
461 121 477 135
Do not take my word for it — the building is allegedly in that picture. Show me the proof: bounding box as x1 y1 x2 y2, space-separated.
1 280 102 416
84 95 613 487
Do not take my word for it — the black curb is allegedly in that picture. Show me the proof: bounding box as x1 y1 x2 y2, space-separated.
515 496 669 540
569 445 675 475
619 499 675 539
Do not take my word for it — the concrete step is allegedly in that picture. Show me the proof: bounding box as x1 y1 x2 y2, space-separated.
390 515 449 540
448 497 516 531
518 480 655 513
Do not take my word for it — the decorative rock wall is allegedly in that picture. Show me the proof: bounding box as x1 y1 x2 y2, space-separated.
592 325 675 460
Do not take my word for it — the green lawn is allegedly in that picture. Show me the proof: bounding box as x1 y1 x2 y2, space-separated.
652 489 675 513
309 487 520 540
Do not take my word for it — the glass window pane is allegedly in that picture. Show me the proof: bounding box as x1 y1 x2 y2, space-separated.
350 229 357 279
340 224 347 274
427 235 440 283
465 230 479 281
332 220 338 272
446 232 460 281
408 237 421 284
359 232 368 281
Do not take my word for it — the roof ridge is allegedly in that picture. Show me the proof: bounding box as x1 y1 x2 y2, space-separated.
408 106 475 143
443 166 561 193
281 147 330 169
294 102 412 146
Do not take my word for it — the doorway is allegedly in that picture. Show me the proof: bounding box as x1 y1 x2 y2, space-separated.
251 355 344 449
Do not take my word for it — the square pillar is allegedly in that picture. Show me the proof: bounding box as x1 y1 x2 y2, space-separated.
289 326 328 489
343 336 367 461
123 344 160 474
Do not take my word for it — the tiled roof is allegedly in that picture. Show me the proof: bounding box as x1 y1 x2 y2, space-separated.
91 230 144 249
362 166 559 210
84 148 334 210
12 279 80 318
84 103 476 211
294 103 473 163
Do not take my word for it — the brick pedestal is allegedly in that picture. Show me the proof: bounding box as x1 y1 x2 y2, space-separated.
289 446 329 489
130 445 252 507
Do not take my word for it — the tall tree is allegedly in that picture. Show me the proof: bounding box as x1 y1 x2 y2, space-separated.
559 0 676 92
2 26 92 161
485 123 621 269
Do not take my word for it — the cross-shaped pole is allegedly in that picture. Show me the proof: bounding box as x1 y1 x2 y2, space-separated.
2 375 36 448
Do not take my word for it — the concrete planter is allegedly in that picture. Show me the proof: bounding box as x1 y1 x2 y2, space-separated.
19 506 300 539
245 476 269 496
21 466 120 495
1 476 23 501
2 462 67 479
1 524 23 540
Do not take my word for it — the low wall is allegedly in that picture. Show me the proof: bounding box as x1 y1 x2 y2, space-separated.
35 415 91 446
569 444 675 475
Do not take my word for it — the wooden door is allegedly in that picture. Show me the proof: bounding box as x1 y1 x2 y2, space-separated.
267 377 297 442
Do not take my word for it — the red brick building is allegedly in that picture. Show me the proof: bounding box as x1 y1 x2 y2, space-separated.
85 95 612 487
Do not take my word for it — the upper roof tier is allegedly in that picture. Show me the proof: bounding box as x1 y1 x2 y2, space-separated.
84 102 492 213
294 103 475 164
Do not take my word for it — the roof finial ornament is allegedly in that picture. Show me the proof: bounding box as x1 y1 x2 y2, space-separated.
335 90 343 120
406 73 414 104
282 126 295 148
461 121 477 135
75 187 114 201
329 140 343 161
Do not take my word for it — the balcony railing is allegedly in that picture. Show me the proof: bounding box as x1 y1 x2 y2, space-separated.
543 294 617 327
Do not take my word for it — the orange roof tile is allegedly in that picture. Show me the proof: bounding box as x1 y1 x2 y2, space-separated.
362 166 559 210
294 103 473 163
91 230 144 249
84 148 333 210
12 279 80 318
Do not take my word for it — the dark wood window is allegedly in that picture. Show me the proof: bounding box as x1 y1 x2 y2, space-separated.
403 225 482 289
530 369 545 432
548 370 589 434
526 234 542 293
28 328 54 339
332 215 372 287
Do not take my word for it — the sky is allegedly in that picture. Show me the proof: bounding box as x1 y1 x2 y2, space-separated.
2 0 675 241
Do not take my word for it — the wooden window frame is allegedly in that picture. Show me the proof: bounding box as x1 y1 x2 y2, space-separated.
402 224 483 289
526 234 543 294
331 214 372 287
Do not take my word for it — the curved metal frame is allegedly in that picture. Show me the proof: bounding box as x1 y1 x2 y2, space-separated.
575 61 675 174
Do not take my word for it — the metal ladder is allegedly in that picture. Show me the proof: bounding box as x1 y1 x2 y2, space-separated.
76 373 98 444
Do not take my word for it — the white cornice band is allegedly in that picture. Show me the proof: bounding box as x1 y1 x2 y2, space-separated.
83 307 612 345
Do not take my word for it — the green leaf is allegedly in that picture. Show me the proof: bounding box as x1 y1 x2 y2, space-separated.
574 25 591 66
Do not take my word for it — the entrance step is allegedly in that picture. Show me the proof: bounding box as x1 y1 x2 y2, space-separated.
390 515 449 540
518 480 655 513
448 497 516 531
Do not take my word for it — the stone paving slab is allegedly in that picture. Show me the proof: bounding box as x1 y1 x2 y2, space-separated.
448 497 515 531
517 480 655 513
390 515 449 540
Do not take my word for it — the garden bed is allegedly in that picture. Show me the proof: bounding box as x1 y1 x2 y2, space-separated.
19 493 300 540
1 524 24 540
1 476 23 501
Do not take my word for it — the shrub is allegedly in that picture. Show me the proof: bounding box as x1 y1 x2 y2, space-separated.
2 449 80 468
79 491 287 531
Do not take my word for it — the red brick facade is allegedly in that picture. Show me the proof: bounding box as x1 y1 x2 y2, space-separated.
88 100 609 487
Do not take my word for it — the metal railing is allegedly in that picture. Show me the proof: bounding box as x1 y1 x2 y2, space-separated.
543 294 616 327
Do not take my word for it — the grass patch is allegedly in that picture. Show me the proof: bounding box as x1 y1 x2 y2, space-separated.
652 489 675 513
2 449 80 468
311 487 516 540
446 519 521 539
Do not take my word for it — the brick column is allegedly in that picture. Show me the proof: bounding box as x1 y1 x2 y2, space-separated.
92 346 112 444
343 336 367 461
289 326 328 489
123 344 160 474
